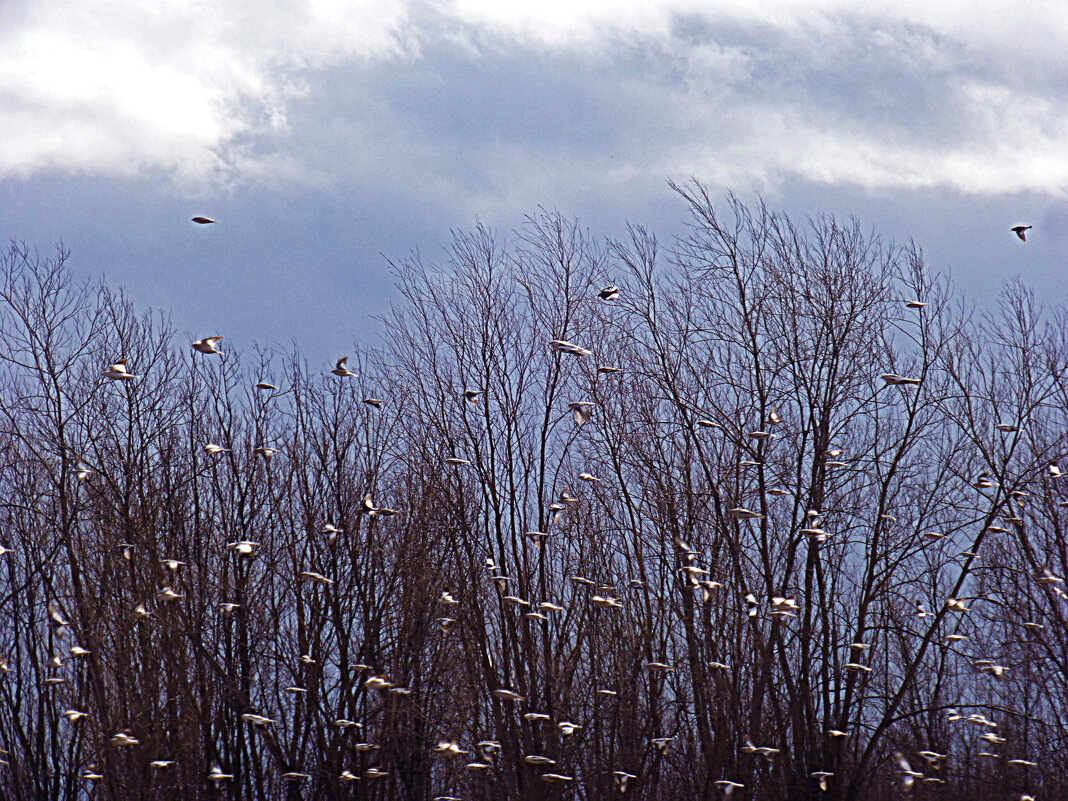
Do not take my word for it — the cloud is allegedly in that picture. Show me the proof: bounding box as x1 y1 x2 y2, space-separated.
0 0 411 184
3 0 1068 197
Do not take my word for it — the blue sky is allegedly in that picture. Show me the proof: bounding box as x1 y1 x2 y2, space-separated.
2 0 1066 364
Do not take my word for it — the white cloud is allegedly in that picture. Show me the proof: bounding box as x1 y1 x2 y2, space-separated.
0 0 410 183
3 0 1068 196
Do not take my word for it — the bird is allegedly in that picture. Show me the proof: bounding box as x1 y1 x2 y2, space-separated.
946 597 969 612
645 661 675 672
331 357 357 377
241 713 276 726
73 459 93 483
569 401 596 425
255 381 278 391
905 300 927 309
1049 462 1063 478
770 596 799 616
463 389 482 404
203 443 229 455
917 751 947 766
102 359 137 381
492 688 524 703
895 753 923 790
1011 225 1032 241
110 730 139 747
208 763 233 781
364 397 383 409
880 373 921 386
745 593 759 617
47 604 70 638
614 771 637 792
254 446 278 463
227 540 259 556
191 336 223 355
557 720 581 736
158 586 183 602
299 571 334 585
728 507 763 521
434 741 467 756
811 772 834 791
360 493 381 516
525 531 550 549
191 216 216 225
714 780 745 797
524 755 556 765
62 709 89 722
599 285 619 301
549 339 592 357
150 760 175 769
980 663 1009 680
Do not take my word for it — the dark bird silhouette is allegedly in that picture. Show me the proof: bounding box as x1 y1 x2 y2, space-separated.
1011 225 1032 241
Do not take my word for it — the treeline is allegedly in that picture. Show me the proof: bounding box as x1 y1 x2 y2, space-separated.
0 184 1065 800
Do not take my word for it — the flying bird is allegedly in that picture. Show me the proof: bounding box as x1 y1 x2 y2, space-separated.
103 359 137 381
191 216 217 225
191 336 223 355
1011 225 1032 241
73 459 94 483
880 373 921 386
208 763 233 781
569 401 596 425
549 339 592 357
331 357 357 377
599 285 619 301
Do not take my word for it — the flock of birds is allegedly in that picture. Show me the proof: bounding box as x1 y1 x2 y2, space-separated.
2 217 1050 797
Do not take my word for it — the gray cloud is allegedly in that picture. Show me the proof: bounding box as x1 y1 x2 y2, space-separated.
2 1 1067 198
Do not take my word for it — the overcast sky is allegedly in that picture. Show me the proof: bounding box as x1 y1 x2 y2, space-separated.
2 0 1066 364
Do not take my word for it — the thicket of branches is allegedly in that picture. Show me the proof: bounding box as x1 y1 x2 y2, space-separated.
1 184 1066 801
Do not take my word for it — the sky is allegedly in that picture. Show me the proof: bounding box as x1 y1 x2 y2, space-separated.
2 0 1067 365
